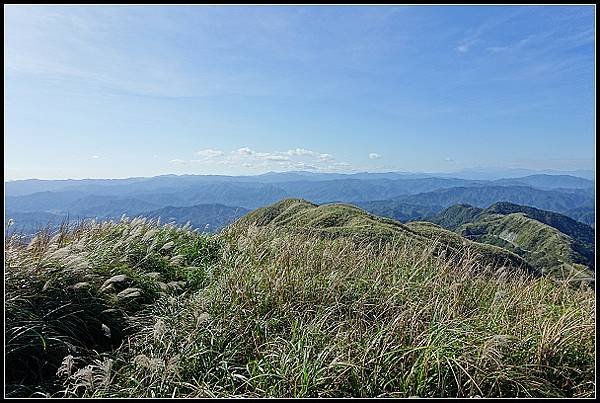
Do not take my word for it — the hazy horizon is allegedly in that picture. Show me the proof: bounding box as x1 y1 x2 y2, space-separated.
4 166 596 182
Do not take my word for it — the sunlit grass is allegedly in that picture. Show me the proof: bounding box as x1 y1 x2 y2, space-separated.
4 219 595 397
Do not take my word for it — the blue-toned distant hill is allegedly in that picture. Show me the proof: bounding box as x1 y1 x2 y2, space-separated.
5 211 69 235
5 172 595 234
396 186 594 217
5 171 593 196
433 168 595 181
5 183 288 212
138 204 250 232
5 203 250 235
565 206 595 228
492 174 594 190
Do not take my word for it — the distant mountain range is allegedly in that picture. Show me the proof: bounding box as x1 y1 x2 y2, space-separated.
5 203 250 235
4 171 595 234
432 168 595 181
395 185 594 218
355 187 594 227
139 204 250 232
5 171 595 196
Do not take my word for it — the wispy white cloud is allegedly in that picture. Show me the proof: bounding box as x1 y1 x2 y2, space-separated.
91 155 100 159
264 155 290 161
487 34 542 54
286 148 317 157
170 146 357 172
455 27 485 53
455 8 526 54
368 153 381 160
4 7 292 99
330 162 352 170
236 147 255 156
290 161 318 171
196 149 225 158
456 42 474 53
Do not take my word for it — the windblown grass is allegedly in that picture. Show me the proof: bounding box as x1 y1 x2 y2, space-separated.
5 216 223 397
4 219 595 398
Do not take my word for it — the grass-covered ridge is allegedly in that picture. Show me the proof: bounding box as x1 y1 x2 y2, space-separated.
429 202 595 280
4 203 596 398
233 198 533 274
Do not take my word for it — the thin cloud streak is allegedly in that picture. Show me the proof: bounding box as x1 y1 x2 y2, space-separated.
170 147 363 173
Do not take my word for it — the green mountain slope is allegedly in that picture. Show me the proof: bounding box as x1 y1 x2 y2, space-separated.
484 202 594 245
354 200 443 222
232 198 533 274
428 202 595 280
426 204 484 230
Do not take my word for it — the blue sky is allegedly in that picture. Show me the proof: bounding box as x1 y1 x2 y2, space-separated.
4 5 596 180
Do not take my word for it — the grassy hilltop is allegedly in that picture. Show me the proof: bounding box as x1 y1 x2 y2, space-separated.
233 199 533 274
4 199 596 398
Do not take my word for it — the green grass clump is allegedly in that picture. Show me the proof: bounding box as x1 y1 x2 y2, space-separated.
4 209 595 398
5 217 223 396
